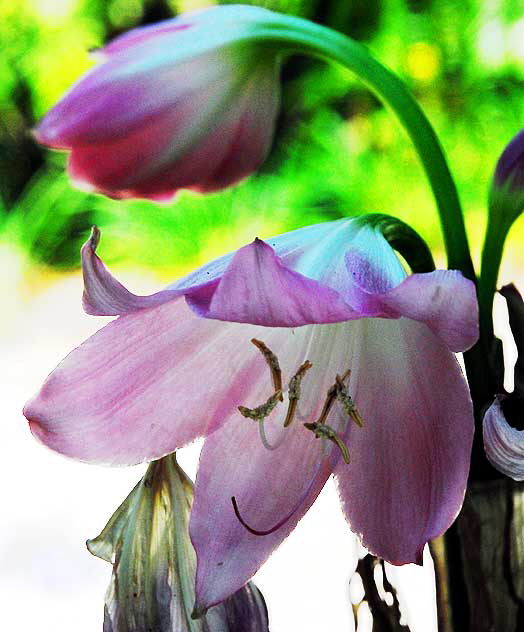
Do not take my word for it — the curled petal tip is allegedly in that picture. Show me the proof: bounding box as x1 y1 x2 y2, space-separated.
483 395 524 480
88 225 100 250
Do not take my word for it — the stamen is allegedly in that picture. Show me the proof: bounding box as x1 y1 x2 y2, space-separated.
304 422 351 464
335 375 364 427
315 369 352 425
284 360 313 427
251 338 283 401
238 390 282 421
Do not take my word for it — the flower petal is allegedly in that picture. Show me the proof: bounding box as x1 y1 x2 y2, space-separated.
190 322 360 610
98 18 193 58
189 238 360 326
24 300 279 465
193 59 280 193
82 226 186 315
98 5 275 57
483 395 524 481
35 32 252 148
378 270 479 352
334 317 473 564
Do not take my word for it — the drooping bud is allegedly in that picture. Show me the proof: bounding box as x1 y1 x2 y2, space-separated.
34 6 282 201
87 454 269 631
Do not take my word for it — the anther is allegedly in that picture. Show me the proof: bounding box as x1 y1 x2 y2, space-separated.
315 369 352 425
251 338 283 401
284 361 313 428
335 375 364 427
238 390 282 421
304 422 351 464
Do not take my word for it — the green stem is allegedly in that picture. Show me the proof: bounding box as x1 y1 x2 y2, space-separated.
478 218 508 344
253 15 475 280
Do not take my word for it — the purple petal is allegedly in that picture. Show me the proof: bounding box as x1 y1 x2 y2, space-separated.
335 317 473 565
378 270 479 352
82 226 186 315
24 300 276 465
35 35 246 148
483 395 524 480
189 238 360 326
190 323 355 610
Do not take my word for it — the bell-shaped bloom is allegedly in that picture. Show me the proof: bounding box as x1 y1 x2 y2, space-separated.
33 5 281 201
24 217 477 613
483 284 524 480
88 453 269 631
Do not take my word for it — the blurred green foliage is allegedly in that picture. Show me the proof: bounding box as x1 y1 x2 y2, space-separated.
1 0 524 274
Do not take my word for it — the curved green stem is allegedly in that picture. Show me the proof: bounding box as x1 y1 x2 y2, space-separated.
252 15 475 280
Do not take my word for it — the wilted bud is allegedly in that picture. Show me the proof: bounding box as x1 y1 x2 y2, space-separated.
483 284 524 480
483 395 524 480
489 130 524 229
87 454 269 632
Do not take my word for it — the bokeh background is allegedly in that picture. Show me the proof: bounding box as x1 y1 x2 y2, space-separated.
1 0 524 630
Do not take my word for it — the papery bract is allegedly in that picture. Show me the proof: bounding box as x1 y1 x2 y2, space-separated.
24 217 477 613
88 453 269 631
33 6 282 201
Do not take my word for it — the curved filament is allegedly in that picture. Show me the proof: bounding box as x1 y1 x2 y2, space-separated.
258 419 288 451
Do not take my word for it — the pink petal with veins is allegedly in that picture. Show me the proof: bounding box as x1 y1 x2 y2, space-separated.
335 318 473 564
24 299 277 465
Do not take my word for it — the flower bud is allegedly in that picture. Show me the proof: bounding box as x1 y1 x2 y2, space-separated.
489 129 524 229
493 129 524 191
87 454 269 631
34 6 282 201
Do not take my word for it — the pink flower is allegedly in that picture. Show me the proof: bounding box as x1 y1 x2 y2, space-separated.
33 6 281 201
24 217 477 613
